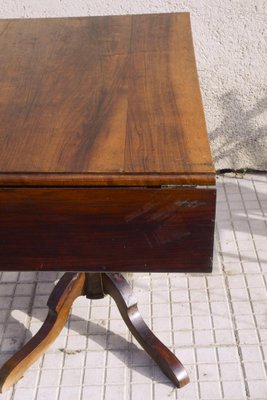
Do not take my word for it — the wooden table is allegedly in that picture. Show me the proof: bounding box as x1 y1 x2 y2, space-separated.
0 13 216 391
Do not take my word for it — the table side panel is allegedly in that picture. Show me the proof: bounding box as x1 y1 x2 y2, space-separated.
0 188 216 272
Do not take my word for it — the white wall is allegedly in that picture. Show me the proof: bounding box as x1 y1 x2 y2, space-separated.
1 0 266 170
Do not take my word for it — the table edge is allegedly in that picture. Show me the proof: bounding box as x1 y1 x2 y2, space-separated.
0 172 216 187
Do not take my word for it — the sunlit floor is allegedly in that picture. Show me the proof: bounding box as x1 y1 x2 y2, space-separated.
0 173 266 400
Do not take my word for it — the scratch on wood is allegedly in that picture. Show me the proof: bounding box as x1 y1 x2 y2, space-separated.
126 199 207 223
124 201 159 222
144 230 191 248
175 200 206 208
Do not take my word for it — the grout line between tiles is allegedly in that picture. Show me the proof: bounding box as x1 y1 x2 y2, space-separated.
55 305 69 400
205 275 224 398
149 273 155 400
79 294 91 400
220 179 250 398
187 276 201 399
168 275 178 400
102 295 111 400
125 276 132 400
236 178 267 383
249 177 267 280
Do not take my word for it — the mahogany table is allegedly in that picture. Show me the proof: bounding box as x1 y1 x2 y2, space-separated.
0 13 216 392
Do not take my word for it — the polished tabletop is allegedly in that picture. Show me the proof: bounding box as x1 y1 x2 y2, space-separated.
0 13 214 187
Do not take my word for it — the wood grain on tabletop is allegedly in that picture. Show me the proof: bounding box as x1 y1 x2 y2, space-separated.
0 13 215 186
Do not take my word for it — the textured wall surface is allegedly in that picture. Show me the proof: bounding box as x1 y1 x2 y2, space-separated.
1 1 266 170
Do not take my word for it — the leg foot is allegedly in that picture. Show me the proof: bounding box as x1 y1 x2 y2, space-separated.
0 272 85 393
102 273 189 388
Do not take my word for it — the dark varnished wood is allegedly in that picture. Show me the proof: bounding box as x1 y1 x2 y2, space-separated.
103 273 189 387
0 13 216 272
0 187 216 272
0 272 189 392
0 173 215 187
0 13 214 186
0 273 85 392
84 272 105 300
0 12 215 394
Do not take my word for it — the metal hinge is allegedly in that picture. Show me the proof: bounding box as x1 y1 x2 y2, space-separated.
161 184 215 189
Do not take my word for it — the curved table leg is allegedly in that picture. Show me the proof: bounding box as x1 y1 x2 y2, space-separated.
0 271 189 392
102 273 189 388
0 272 85 393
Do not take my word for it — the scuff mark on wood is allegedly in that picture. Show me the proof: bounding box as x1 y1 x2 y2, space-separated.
175 200 207 208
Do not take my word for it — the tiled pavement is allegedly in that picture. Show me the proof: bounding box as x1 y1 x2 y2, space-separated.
0 173 266 400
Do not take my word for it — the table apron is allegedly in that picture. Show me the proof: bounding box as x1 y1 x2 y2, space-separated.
0 187 216 272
